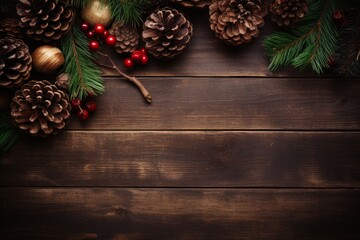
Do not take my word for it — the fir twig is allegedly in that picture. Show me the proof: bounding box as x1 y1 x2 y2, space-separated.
61 16 105 100
69 0 90 8
108 0 147 27
264 0 339 74
97 50 152 103
0 113 20 154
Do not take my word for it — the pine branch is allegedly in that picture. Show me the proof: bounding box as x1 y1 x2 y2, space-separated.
335 8 360 76
0 113 20 154
61 16 105 100
108 0 147 27
69 0 90 8
264 0 340 74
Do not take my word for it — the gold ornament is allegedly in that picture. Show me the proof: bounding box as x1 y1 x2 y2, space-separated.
0 89 12 110
81 0 112 27
31 46 65 75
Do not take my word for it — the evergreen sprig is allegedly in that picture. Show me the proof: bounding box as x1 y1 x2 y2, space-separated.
264 0 339 74
70 0 90 8
0 113 20 154
61 17 104 100
108 0 147 27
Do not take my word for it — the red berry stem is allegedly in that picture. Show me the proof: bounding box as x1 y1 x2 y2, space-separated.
96 50 152 103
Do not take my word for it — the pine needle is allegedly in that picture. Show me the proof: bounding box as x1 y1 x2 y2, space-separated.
108 0 147 27
264 0 340 74
0 113 20 154
69 0 90 8
61 16 105 100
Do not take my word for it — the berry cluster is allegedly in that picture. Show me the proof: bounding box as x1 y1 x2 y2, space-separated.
124 48 149 69
81 22 116 51
71 97 97 121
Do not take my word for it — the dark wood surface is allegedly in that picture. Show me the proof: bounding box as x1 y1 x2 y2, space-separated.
1 9 360 240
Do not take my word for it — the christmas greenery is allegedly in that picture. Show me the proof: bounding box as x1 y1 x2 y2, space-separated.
335 9 360 76
70 0 90 8
0 113 20 154
264 0 340 74
61 17 104 100
109 0 147 27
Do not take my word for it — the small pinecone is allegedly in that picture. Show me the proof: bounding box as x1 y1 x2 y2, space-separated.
11 80 71 137
209 0 267 46
0 37 32 88
0 18 22 38
142 8 193 60
109 22 139 54
16 0 75 42
144 0 169 15
171 0 212 8
270 0 308 27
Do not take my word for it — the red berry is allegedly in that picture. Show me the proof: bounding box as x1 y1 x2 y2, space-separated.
85 101 97 113
124 58 134 69
81 23 90 32
94 24 105 35
106 35 116 46
140 54 149 65
87 92 95 97
139 48 147 56
78 109 90 121
131 50 142 63
102 30 109 39
71 98 82 110
86 30 95 39
89 40 100 51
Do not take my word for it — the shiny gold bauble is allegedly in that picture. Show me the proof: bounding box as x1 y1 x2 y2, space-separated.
0 89 12 110
81 0 112 27
32 45 65 75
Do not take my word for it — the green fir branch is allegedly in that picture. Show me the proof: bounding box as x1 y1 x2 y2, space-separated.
0 113 20 154
264 0 340 74
61 17 104 100
69 0 90 8
108 0 147 27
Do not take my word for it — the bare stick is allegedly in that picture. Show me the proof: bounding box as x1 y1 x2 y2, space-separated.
97 50 152 103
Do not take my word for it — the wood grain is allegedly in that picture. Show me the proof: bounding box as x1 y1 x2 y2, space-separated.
68 77 360 130
2 131 359 187
100 10 320 78
1 188 359 240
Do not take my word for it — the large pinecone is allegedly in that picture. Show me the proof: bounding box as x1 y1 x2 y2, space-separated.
0 37 32 88
16 0 75 42
0 18 23 38
11 80 71 137
270 0 308 27
209 0 267 46
142 8 193 60
171 0 212 8
109 22 139 54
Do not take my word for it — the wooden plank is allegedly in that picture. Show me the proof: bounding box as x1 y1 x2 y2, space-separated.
100 10 319 77
1 188 359 239
2 132 359 187
69 77 360 130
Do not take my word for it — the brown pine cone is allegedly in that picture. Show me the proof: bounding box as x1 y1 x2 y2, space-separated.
142 8 193 60
143 0 169 15
0 37 32 88
270 0 308 27
16 0 75 42
0 18 23 38
109 22 139 54
11 80 71 137
171 0 212 8
209 0 267 46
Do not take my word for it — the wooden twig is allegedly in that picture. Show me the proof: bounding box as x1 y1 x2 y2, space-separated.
97 50 152 103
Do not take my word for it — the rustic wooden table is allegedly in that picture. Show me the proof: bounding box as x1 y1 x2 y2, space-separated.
1 10 360 240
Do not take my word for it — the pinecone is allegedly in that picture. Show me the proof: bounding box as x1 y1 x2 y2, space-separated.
270 0 308 27
109 22 139 54
209 0 267 46
16 0 75 42
171 0 212 8
0 18 23 38
11 80 71 137
142 8 193 60
144 0 169 15
0 37 32 88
